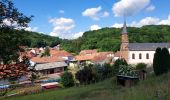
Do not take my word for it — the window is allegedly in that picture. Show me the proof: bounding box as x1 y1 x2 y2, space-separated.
132 53 135 59
146 53 149 59
139 53 142 59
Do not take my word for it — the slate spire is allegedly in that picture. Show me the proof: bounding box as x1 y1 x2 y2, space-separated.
122 18 128 34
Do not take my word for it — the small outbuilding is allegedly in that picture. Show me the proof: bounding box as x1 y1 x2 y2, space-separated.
116 65 139 87
117 75 139 87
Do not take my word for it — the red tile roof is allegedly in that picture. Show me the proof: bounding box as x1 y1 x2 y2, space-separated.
75 52 113 62
50 50 72 57
92 52 113 62
75 55 95 61
31 56 65 63
79 49 97 55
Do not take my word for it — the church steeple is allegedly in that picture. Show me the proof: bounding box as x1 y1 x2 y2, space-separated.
120 18 129 62
122 20 127 34
121 18 129 43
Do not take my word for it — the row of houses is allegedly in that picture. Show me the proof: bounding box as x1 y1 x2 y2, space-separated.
26 48 114 76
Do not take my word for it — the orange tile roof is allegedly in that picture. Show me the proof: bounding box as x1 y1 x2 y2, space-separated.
76 52 113 62
75 55 95 61
31 56 65 63
79 49 97 55
50 50 72 57
92 52 113 62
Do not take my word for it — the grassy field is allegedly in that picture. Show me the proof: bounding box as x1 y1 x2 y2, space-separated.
4 73 170 100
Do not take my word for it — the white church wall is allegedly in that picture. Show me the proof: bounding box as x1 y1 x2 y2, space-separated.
128 51 155 64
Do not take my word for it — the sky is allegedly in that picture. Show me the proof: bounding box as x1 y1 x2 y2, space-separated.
12 0 170 39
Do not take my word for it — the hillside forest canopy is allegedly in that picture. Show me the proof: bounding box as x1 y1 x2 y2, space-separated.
1 0 170 64
1 25 170 55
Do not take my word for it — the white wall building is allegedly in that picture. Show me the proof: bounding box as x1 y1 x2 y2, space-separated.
128 43 170 64
115 19 170 65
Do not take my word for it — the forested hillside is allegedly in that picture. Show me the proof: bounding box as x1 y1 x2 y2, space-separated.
1 25 170 55
61 25 170 54
0 28 61 48
0 28 61 63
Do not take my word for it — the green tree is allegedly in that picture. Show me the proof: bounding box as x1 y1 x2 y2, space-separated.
113 59 128 75
0 0 33 28
41 47 50 57
75 64 94 84
153 47 162 75
118 65 137 77
136 63 147 70
153 47 170 76
102 63 114 78
161 48 170 73
61 71 75 87
0 0 32 64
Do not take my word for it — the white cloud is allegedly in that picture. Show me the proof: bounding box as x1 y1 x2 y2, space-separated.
130 17 160 27
82 6 109 20
112 23 123 28
158 15 170 25
73 32 84 39
102 11 110 17
112 0 150 17
25 27 38 32
90 25 101 31
59 10 65 14
112 15 170 28
145 5 155 12
49 17 75 38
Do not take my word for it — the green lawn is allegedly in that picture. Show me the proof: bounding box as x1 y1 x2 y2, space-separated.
4 73 170 100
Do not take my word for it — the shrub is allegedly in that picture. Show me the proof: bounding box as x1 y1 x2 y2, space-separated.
61 71 74 87
75 65 94 84
136 63 147 70
113 59 128 74
102 63 114 78
118 65 138 77
41 47 50 57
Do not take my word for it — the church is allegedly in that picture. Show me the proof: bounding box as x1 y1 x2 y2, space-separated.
118 20 170 64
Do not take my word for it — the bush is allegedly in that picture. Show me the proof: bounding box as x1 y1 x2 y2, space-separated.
136 63 147 70
102 63 114 78
61 71 74 87
75 65 94 84
118 65 138 77
113 59 128 74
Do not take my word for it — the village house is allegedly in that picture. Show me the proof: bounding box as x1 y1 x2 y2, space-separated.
30 49 73 76
115 20 170 65
74 50 114 66
30 56 67 75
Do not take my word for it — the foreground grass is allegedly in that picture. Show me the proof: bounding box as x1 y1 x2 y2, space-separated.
5 73 170 100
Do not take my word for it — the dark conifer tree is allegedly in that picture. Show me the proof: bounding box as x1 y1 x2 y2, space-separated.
153 47 162 75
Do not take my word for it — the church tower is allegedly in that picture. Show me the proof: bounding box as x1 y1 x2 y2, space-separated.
120 20 129 62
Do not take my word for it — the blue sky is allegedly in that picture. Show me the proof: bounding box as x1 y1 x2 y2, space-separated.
12 0 170 39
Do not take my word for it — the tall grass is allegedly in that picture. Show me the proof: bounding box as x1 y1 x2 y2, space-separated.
5 73 170 100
